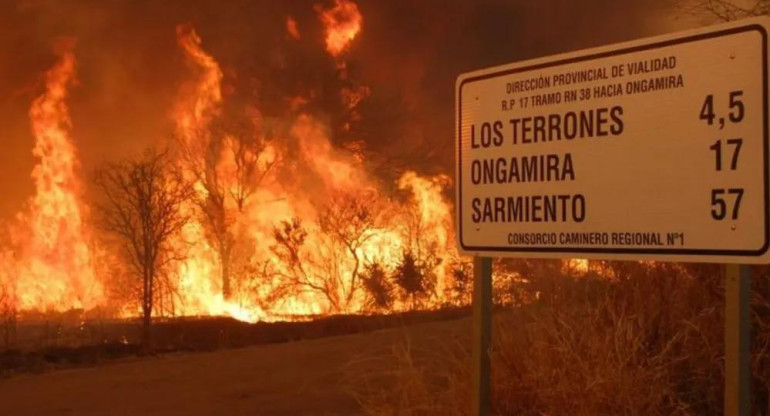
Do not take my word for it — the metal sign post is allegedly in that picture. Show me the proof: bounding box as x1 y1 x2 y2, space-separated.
471 257 492 416
455 17 770 416
725 264 751 416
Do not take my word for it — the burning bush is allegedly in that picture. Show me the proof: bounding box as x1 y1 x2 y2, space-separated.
361 263 395 312
448 261 472 306
393 251 436 310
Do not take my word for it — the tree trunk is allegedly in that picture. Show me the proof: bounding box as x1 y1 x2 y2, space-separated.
222 257 232 300
141 309 151 350
141 269 153 350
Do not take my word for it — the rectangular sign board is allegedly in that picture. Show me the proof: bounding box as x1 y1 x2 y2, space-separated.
456 17 770 263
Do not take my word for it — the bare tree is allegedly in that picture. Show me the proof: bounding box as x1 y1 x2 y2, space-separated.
93 149 194 347
270 193 381 313
179 116 276 300
317 192 381 308
684 0 769 21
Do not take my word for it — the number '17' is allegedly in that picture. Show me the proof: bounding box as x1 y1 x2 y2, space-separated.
709 138 743 171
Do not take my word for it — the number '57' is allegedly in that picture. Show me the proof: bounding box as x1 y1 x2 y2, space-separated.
711 188 743 220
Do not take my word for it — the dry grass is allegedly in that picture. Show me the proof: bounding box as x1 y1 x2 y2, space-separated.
346 329 470 416
353 262 770 415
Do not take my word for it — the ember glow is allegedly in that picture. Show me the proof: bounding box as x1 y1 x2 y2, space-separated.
286 17 301 40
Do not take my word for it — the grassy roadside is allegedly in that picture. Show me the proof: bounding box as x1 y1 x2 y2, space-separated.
0 307 469 378
352 262 770 415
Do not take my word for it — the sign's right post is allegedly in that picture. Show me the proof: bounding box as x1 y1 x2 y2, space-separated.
725 264 751 416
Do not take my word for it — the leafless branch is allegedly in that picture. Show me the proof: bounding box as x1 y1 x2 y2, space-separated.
93 148 194 346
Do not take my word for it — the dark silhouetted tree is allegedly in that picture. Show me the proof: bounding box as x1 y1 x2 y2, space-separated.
93 149 193 347
684 0 769 20
271 193 381 313
450 261 472 306
393 251 434 308
361 262 394 312
0 279 15 349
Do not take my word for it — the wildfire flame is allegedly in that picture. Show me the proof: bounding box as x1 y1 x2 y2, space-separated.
4 40 102 312
317 0 363 58
169 25 270 323
3 5 463 324
317 0 370 131
174 24 223 146
165 22 459 321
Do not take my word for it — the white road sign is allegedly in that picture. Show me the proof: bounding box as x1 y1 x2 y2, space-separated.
456 17 770 263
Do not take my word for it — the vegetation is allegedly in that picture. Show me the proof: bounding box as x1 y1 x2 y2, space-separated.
0 307 469 378
93 149 194 347
0 284 15 350
393 251 435 309
684 0 770 21
362 263 395 312
179 116 276 301
354 261 770 415
269 192 385 314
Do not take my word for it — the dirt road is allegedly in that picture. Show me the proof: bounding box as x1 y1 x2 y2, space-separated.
0 318 469 416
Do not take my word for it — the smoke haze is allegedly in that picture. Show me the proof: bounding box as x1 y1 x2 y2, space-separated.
0 0 678 219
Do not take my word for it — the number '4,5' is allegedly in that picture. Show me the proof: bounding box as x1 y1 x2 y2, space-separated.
700 91 745 127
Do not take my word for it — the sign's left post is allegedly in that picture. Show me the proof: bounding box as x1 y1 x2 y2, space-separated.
471 256 493 416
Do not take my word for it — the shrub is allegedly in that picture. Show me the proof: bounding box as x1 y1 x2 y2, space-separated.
363 263 396 312
393 251 435 308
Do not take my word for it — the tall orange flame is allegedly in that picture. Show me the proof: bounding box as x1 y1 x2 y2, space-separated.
170 25 270 322
175 24 222 146
10 41 102 312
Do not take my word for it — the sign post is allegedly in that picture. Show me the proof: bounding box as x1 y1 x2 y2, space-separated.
456 17 770 416
725 264 751 416
471 256 492 416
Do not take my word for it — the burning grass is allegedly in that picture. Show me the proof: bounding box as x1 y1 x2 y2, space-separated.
352 262 770 415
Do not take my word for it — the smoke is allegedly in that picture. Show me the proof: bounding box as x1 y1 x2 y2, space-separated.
0 0 676 219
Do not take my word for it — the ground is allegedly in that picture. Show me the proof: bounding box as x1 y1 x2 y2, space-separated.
0 318 469 416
